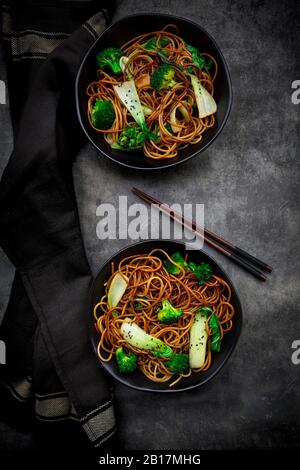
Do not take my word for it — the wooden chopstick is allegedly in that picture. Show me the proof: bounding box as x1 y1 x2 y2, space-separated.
132 187 271 282
132 187 272 273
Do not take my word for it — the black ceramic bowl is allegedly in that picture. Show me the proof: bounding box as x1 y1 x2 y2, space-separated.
90 240 242 392
76 14 232 170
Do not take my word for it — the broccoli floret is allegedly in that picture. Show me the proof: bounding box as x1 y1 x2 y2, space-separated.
111 126 145 151
157 299 183 324
140 123 158 141
150 65 177 91
91 101 116 129
166 353 189 374
189 261 213 285
144 35 170 51
115 346 137 373
96 47 123 74
186 43 212 72
164 252 188 275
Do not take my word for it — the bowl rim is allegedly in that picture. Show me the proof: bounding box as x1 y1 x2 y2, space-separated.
89 239 243 393
75 12 233 171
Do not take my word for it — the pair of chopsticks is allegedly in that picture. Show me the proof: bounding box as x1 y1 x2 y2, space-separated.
132 187 272 281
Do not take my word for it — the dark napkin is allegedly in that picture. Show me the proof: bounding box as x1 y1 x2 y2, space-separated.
0 0 117 449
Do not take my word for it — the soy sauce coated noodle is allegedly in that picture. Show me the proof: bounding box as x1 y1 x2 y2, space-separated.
86 24 218 159
93 249 235 387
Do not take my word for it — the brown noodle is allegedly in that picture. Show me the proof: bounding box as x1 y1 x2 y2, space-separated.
93 249 235 387
86 24 218 159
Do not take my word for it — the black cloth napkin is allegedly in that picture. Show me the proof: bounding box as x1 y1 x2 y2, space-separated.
0 0 117 450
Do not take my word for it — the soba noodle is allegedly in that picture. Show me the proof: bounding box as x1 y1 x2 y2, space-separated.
93 249 235 387
86 24 218 160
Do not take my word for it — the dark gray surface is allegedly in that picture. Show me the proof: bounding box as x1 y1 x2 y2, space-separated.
0 0 299 450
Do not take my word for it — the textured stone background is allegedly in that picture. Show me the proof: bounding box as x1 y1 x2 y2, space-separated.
0 0 299 450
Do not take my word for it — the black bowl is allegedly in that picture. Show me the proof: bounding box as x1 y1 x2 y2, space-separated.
76 14 232 170
90 240 242 392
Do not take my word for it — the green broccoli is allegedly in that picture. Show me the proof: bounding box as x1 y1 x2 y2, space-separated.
189 261 213 285
186 43 212 72
150 65 177 91
144 35 170 51
166 353 189 374
115 346 137 373
91 101 116 130
111 126 145 151
157 299 183 324
164 252 188 275
96 47 123 74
